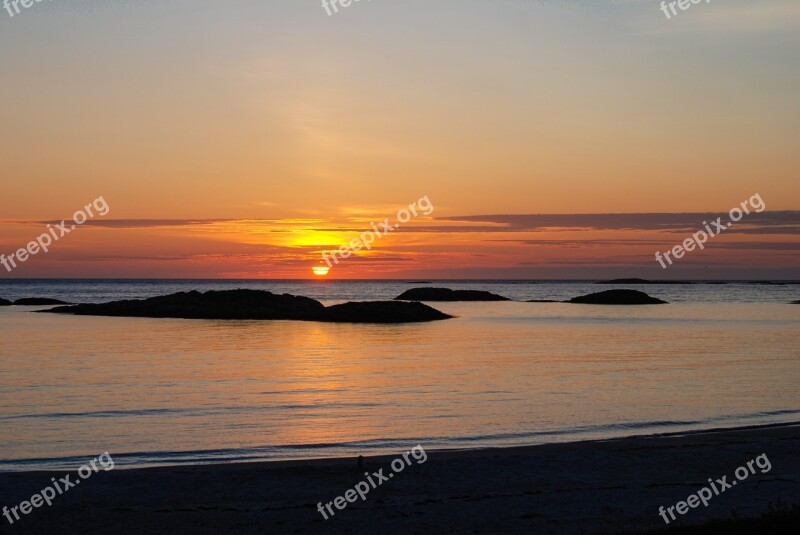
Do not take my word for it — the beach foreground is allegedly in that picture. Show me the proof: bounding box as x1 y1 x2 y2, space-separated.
1 424 798 534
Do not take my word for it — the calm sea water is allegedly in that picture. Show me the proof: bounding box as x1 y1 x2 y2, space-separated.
1 280 799 471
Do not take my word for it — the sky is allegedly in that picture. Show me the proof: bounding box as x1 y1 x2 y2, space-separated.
1 0 798 279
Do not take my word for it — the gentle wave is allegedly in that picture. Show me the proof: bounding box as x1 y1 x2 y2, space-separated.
0 402 387 421
3 409 798 472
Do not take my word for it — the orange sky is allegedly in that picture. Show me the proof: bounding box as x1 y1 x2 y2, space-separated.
1 0 799 279
1 208 798 279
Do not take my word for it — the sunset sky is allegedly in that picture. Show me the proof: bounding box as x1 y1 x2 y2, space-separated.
1 0 798 278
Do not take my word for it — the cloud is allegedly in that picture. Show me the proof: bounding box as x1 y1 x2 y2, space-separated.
23 212 798 236
32 219 234 229
435 212 800 233
505 239 800 251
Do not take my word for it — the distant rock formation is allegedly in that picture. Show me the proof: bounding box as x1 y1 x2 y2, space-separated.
792 300 800 304
526 300 560 303
45 289 452 324
0 298 11 306
48 290 323 320
568 289 668 305
321 301 452 323
395 288 509 301
597 278 692 285
13 298 70 305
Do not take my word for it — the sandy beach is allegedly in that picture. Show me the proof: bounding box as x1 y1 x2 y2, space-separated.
1 423 798 534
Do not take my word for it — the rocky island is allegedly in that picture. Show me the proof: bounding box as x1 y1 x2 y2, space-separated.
568 289 668 305
14 298 70 305
45 289 453 323
395 287 509 301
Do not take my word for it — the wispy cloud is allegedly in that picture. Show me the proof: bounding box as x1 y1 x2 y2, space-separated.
31 219 233 229
436 212 800 233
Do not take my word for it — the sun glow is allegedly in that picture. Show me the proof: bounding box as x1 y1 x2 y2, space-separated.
312 266 330 276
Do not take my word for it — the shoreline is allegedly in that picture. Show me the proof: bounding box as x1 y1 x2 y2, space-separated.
4 419 799 474
2 422 798 533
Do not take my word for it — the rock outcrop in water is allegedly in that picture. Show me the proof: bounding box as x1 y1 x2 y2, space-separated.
0 298 11 306
395 288 509 301
322 301 452 323
45 289 452 323
13 298 70 305
568 289 668 305
48 290 323 320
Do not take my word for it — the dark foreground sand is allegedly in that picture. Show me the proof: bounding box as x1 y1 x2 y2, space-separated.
1 423 798 534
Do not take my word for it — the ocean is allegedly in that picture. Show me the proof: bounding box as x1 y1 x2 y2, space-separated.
1 280 799 471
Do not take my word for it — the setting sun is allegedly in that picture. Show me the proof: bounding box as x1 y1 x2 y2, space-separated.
312 266 330 276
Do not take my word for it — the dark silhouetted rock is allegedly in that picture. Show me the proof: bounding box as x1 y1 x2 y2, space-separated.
45 289 452 324
321 301 452 323
395 288 509 301
13 298 70 305
792 301 800 304
597 278 692 285
568 289 667 305
527 299 560 303
47 290 325 320
0 298 11 306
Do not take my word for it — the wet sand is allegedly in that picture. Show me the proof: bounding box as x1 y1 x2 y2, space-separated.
1 423 798 534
